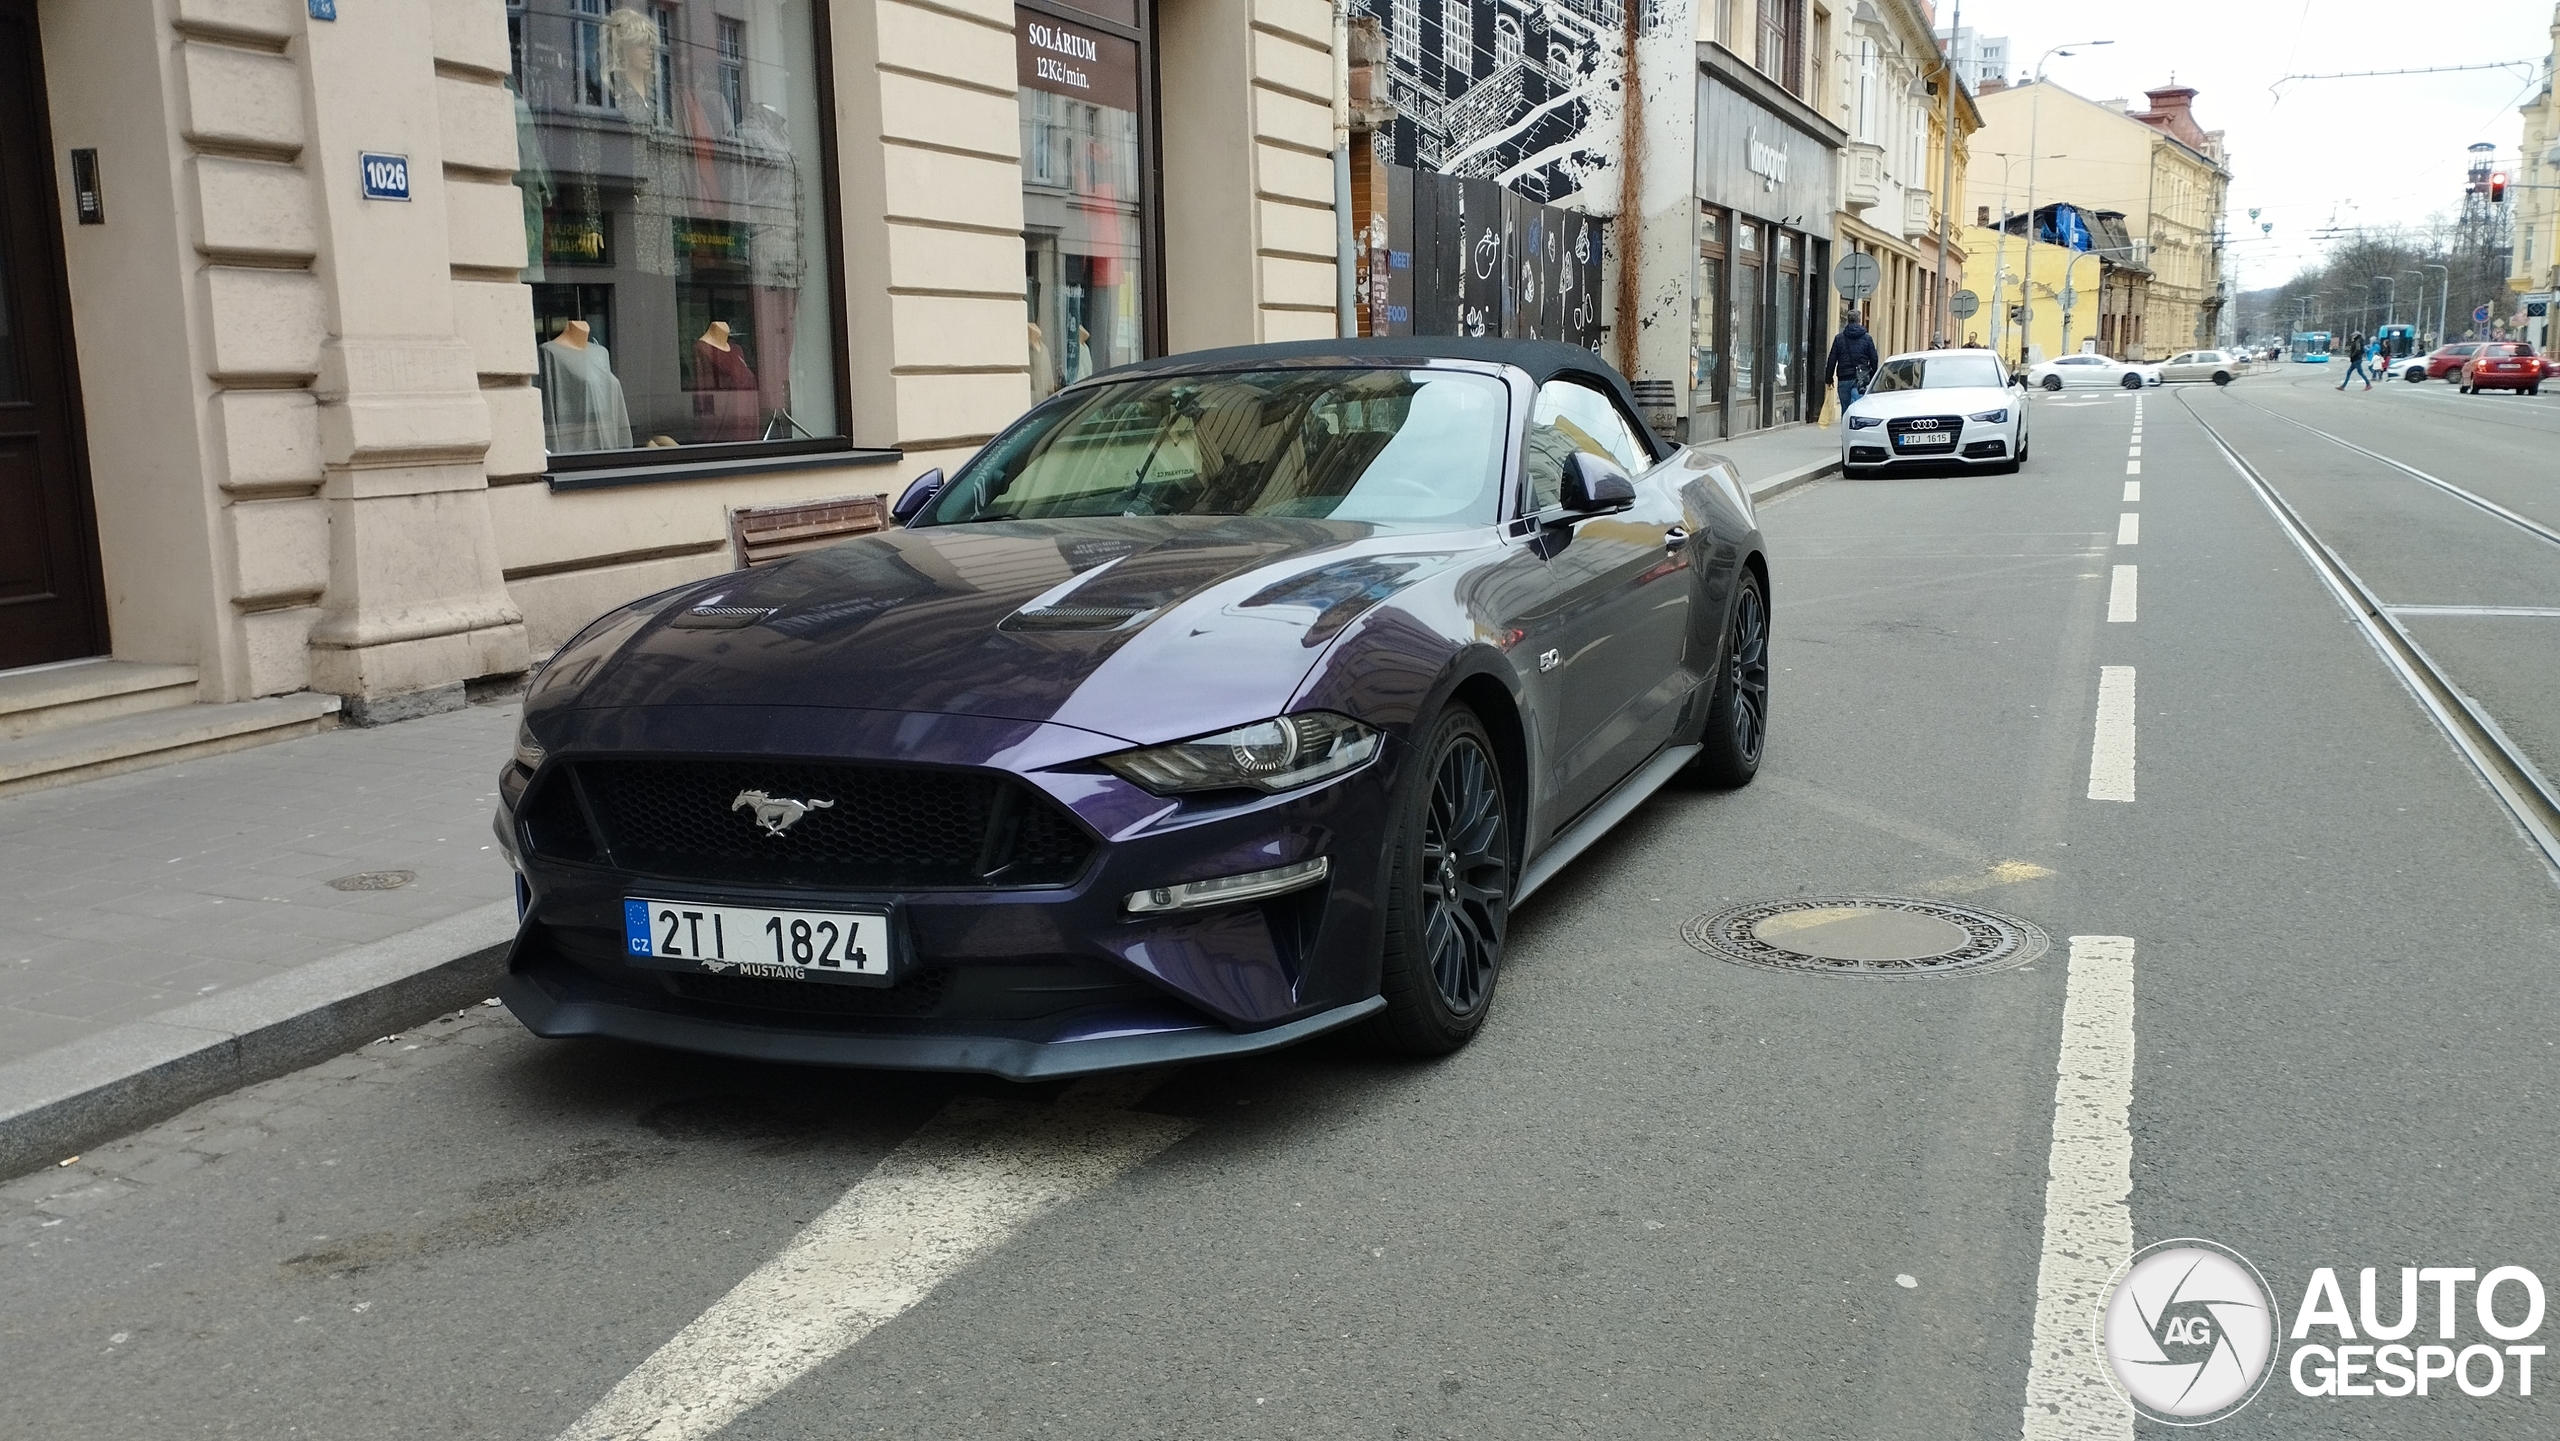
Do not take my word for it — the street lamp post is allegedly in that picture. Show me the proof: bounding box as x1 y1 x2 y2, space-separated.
1982 149 2065 360
2020 39 2112 367
2374 275 2396 330
2422 263 2450 350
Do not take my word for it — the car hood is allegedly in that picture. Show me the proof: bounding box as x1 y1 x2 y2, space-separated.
1847 386 2018 419
530 515 1475 746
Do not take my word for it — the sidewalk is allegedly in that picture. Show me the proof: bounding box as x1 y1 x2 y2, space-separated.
0 432 1837 1176
0 701 519 1065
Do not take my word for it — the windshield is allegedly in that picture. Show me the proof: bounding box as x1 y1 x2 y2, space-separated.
923 368 1510 528
1869 355 2008 392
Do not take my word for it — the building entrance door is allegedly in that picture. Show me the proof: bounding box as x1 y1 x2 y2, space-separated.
0 0 107 669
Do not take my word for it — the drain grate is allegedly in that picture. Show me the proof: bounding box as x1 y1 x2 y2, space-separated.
1681 896 2048 977
328 870 416 892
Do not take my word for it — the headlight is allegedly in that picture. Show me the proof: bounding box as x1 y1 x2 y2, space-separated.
1968 408 2008 422
513 721 547 772
1101 712 1380 795
1846 414 1883 429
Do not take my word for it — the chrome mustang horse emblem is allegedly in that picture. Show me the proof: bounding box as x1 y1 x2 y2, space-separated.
731 790 835 837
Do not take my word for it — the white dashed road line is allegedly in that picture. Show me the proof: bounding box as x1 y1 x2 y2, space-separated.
2020 935 2139 1440
2087 667 2136 802
556 1077 1193 1441
2121 481 2140 502
2106 566 2137 623
2115 513 2139 546
2124 460 2141 475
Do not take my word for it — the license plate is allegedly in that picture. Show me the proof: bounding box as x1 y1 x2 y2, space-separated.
624 898 893 984
1898 432 1953 447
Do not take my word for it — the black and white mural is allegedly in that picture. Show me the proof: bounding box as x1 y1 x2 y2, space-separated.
1355 0 1639 206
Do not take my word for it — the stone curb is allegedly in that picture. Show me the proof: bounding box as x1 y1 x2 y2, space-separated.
0 901 519 1181
1743 452 1842 504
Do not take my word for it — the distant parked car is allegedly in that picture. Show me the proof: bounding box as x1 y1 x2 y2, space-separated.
2027 354 2149 391
2459 342 2545 395
1841 348 2029 476
2404 343 2480 382
2158 349 2247 385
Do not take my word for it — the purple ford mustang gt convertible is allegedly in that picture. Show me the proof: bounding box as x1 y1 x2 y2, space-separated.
494 338 1771 1078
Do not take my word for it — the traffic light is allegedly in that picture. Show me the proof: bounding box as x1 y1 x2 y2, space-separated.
2490 172 2508 202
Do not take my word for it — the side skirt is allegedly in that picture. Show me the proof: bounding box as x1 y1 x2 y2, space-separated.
1513 743 1701 902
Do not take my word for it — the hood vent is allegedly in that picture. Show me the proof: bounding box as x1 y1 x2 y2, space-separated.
670 605 777 630
1002 604 1157 632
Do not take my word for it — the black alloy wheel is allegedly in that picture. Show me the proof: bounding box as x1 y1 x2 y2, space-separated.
2041 375 2064 392
1689 569 1769 789
2121 373 2143 389
1370 709 1510 1055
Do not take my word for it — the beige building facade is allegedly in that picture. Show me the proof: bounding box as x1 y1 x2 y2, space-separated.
3 0 1344 761
1817 0 1976 361
1963 78 2229 360
2509 4 2558 353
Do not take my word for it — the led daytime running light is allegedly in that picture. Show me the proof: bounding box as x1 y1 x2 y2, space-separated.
513 723 547 771
1102 712 1380 795
1126 857 1330 913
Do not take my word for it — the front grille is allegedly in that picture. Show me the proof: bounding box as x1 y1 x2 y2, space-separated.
544 758 1094 889
1886 414 1963 453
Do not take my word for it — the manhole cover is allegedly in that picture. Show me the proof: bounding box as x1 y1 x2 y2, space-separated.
328 870 416 892
1681 897 2047 977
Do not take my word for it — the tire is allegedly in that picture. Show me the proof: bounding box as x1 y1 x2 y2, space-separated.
2041 375 2063 393
2015 427 2030 463
1367 707 1511 1057
2212 371 2232 386
2121 374 2143 389
1688 569 1769 790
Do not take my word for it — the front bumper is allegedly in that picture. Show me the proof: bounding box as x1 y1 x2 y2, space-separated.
496 705 1405 1074
499 957 1382 1079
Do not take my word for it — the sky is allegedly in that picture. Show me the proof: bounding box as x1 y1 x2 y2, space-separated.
1940 0 2555 293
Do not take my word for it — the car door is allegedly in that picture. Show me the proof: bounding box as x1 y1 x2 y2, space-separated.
2068 357 2107 388
1515 379 1689 829
2163 352 2198 382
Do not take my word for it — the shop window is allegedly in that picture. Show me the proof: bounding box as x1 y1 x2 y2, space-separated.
1019 2 1152 399
1694 208 1725 407
515 0 845 465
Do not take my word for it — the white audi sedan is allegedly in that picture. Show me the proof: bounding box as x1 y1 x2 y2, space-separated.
2026 353 2151 391
1842 349 2029 476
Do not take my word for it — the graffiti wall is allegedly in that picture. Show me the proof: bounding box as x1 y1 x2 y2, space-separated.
1363 163 1606 346
1353 0 1635 209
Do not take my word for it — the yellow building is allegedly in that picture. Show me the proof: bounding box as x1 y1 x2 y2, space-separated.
2510 4 2559 352
1963 79 2230 358
1959 219 2149 366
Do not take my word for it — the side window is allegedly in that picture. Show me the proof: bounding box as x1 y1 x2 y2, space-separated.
1537 381 1647 471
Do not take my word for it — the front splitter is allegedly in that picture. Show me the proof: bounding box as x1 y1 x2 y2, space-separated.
498 975 1385 1081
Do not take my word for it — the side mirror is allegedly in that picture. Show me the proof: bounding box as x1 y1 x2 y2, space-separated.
1561 451 1636 514
891 468 945 525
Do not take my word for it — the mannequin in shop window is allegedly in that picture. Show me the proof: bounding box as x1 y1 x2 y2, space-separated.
540 319 633 453
688 320 760 443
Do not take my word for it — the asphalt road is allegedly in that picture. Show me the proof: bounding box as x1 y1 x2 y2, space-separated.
6 374 2558 1440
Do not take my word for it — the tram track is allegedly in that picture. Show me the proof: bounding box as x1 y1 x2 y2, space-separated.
2220 390 2560 547
2180 390 2560 880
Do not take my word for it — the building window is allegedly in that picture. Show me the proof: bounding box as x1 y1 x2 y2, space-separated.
1440 0 1468 77
1494 13 1521 71
1019 1 1153 398
1854 38 1875 142
718 18 747 127
652 4 678 126
1392 0 1419 69
517 0 845 461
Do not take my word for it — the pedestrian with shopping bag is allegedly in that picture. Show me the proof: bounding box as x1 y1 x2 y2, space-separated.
1823 312 1880 413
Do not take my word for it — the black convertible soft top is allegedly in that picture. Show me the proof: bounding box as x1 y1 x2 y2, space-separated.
1095 337 1670 462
